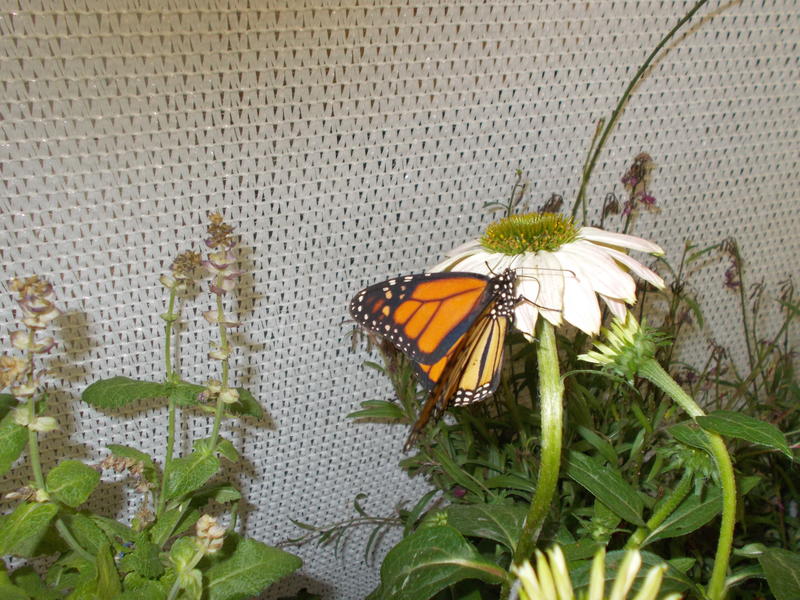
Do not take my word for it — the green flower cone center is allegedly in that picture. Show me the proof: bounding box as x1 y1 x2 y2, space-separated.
481 213 578 254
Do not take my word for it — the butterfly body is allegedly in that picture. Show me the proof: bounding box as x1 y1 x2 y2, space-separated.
349 268 517 449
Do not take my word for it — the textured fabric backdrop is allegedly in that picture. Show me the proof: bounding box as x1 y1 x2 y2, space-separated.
1 1 798 598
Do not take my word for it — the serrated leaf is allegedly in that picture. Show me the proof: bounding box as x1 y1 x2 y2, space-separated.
445 503 527 551
759 548 800 600
0 410 27 477
565 451 645 527
206 535 302 600
117 573 168 600
645 486 722 544
369 525 507 600
0 502 58 557
119 536 164 579
697 410 792 458
163 451 220 501
46 460 100 508
90 515 136 544
82 377 168 410
168 381 206 406
148 509 184 548
347 400 405 420
191 482 242 505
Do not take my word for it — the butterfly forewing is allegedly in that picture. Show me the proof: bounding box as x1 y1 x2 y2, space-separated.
349 271 495 364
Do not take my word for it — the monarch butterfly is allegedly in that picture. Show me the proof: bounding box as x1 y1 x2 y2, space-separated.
349 268 517 449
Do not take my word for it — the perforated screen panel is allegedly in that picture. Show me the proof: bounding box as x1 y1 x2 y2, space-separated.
1 2 798 598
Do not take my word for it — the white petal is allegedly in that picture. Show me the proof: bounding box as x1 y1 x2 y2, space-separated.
518 251 565 325
601 295 629 320
514 302 539 339
557 241 636 302
444 238 484 257
602 246 665 289
579 227 665 255
558 252 602 335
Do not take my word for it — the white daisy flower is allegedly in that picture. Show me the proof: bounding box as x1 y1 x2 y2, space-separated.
431 213 665 337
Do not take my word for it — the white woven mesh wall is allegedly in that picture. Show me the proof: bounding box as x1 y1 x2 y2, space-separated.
1 1 798 598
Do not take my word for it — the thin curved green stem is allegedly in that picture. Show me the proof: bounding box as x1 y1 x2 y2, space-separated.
573 0 710 216
639 358 736 600
513 320 564 564
625 469 693 549
55 518 94 561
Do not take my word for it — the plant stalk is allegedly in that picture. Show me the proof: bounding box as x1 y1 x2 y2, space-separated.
639 358 736 600
513 320 564 564
573 0 710 214
209 287 230 448
157 286 179 517
625 469 693 549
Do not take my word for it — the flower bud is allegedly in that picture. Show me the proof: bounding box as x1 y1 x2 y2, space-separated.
219 387 239 405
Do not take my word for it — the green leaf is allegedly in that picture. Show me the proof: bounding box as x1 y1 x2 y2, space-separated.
191 482 242 505
82 377 169 410
484 474 536 494
429 446 486 498
90 515 136 545
668 423 711 453
10 566 62 599
0 409 27 477
168 381 206 406
194 437 239 463
117 573 168 600
565 452 645 527
45 460 100 508
61 513 111 555
347 400 405 420
571 550 696 596
95 542 122 599
0 393 17 419
759 548 800 600
575 426 619 465
163 451 220 501
119 535 164 579
697 410 793 458
369 526 507 600
0 502 58 557
0 584 29 600
107 444 159 483
644 486 722 544
444 503 527 551
227 388 263 419
206 535 302 600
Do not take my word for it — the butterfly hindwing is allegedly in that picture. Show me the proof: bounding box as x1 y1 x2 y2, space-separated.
350 268 517 450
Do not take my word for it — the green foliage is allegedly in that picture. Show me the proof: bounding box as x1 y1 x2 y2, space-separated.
330 171 799 600
368 526 507 600
0 408 27 477
2 219 299 600
0 502 58 557
45 460 100 508
205 535 303 600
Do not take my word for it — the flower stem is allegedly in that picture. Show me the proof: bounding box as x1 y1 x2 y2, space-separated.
26 397 46 490
157 286 179 518
625 469 693 549
639 358 736 600
209 290 229 449
573 0 709 213
513 320 564 564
